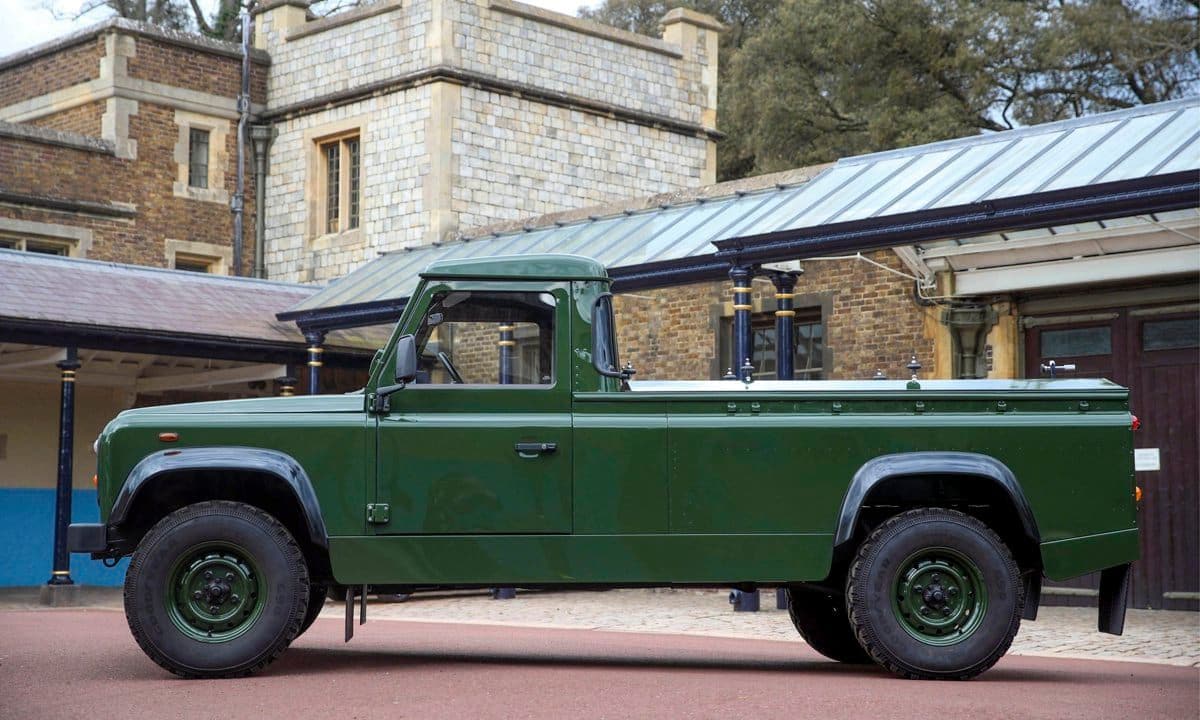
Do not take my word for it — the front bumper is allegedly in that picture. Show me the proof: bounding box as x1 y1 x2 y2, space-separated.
67 523 107 554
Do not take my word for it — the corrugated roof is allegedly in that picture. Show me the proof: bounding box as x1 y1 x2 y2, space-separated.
286 97 1199 317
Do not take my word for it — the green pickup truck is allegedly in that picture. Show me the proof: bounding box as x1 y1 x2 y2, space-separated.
70 254 1140 680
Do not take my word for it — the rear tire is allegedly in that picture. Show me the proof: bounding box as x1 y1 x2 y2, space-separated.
846 508 1022 680
786 585 871 663
296 583 328 638
124 501 309 678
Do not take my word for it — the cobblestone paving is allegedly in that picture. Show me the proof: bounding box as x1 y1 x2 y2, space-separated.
349 588 1200 668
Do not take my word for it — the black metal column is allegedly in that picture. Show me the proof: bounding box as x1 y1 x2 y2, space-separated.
493 324 517 600
729 266 753 379
305 330 326 395
771 273 798 381
47 347 81 588
728 266 760 611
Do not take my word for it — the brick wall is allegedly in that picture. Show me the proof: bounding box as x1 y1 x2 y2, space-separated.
126 37 267 103
612 251 936 382
24 101 105 137
0 37 103 106
0 107 257 268
0 27 261 274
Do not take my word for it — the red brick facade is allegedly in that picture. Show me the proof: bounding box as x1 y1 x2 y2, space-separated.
0 24 269 273
0 37 103 106
614 250 935 382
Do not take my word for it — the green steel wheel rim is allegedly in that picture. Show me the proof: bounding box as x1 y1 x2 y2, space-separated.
165 542 267 643
892 546 988 647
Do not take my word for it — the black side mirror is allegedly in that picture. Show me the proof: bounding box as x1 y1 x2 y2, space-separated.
395 334 417 383
373 335 417 414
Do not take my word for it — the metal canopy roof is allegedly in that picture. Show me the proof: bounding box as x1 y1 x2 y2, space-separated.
282 97 1200 331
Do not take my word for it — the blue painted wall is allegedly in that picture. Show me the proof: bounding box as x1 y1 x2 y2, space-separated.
0 488 128 586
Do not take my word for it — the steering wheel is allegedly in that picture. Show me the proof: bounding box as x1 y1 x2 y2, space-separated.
437 351 464 384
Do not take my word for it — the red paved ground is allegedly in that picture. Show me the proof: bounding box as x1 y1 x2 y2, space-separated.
1 610 1196 720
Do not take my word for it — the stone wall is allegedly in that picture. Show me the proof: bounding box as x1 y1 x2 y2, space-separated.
258 0 430 109
454 0 703 123
257 0 718 284
264 87 431 282
451 88 709 230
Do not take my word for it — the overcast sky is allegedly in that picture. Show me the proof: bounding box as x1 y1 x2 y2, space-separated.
1 0 598 57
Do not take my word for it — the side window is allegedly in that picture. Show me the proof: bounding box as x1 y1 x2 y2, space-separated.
413 291 556 386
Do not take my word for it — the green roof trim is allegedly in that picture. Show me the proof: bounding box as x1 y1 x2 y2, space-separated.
420 254 609 282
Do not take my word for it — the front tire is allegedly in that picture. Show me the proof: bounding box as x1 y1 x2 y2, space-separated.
786 585 870 663
124 501 310 678
846 508 1022 680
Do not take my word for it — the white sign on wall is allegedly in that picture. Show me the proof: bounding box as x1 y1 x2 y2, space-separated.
1134 448 1161 472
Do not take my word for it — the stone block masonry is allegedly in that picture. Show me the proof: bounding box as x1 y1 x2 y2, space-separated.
257 0 721 284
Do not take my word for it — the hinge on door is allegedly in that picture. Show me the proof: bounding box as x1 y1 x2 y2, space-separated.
366 503 390 524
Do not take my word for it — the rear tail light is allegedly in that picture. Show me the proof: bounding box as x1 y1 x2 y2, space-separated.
1135 486 1143 503
1131 414 1141 431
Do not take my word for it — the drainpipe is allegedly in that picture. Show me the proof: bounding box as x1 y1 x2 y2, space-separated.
231 14 251 276
250 124 276 279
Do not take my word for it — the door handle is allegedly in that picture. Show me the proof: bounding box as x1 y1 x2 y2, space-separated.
514 442 557 458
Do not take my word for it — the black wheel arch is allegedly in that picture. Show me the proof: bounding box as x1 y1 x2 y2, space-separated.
110 448 330 574
834 452 1041 570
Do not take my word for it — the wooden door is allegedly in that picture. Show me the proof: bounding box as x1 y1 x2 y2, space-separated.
1025 307 1199 609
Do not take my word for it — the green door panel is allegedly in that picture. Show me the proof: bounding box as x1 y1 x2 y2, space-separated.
375 411 573 533
573 413 668 534
328 533 833 585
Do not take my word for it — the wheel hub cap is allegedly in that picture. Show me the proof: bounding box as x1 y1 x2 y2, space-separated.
166 543 265 643
893 547 988 646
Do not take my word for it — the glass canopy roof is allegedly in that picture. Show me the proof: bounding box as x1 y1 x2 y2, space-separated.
285 97 1199 318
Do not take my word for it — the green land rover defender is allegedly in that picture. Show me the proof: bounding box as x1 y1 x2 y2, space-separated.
70 254 1140 680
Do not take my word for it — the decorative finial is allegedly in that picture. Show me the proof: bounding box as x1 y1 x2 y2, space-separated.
741 357 755 385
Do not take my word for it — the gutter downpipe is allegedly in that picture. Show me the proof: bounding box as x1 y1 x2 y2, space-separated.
231 14 251 276
250 124 275 279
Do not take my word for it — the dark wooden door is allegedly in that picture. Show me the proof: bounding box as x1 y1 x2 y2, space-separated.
1025 307 1199 610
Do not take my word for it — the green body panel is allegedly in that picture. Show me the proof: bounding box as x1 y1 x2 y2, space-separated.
327 534 832 585
1040 528 1141 581
91 255 1139 589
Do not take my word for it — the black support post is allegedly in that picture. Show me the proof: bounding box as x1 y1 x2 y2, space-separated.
304 330 326 395
46 348 81 595
727 266 760 611
729 265 753 379
770 273 798 381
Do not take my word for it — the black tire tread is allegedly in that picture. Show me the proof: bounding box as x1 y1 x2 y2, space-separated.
124 500 310 679
786 586 871 664
296 584 328 638
845 507 1023 681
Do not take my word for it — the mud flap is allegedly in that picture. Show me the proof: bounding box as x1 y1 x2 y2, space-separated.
1098 564 1131 636
1022 572 1042 621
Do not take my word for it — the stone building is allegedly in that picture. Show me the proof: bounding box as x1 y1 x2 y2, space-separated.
252 0 721 282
